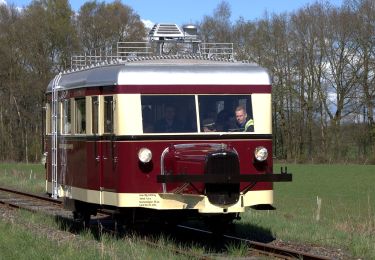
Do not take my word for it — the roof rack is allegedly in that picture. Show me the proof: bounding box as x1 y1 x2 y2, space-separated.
71 23 234 69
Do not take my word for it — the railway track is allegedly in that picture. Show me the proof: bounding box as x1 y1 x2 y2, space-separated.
176 224 334 259
0 186 69 217
0 186 335 259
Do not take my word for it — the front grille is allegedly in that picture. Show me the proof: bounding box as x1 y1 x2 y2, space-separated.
204 150 240 205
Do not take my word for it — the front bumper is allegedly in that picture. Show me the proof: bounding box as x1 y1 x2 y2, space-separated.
157 172 292 183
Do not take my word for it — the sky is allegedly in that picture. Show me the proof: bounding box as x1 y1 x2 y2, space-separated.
3 0 344 27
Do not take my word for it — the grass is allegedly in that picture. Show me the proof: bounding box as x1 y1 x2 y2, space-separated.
0 212 101 259
0 210 193 260
239 164 375 259
0 163 374 258
0 163 45 194
225 241 249 257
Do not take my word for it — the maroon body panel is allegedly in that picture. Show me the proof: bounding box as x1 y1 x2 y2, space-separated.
46 84 271 100
115 84 271 94
46 138 273 194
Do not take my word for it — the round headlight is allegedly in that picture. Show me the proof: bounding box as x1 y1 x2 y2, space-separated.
254 146 268 162
138 148 152 163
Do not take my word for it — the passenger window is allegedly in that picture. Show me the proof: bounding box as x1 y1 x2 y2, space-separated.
104 96 113 133
92 96 98 134
198 95 254 132
62 99 71 134
141 95 197 133
75 98 86 134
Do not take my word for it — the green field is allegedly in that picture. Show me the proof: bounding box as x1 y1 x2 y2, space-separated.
240 164 375 258
0 163 374 258
0 163 45 193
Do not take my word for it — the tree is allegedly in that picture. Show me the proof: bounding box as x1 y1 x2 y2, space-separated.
0 0 77 162
351 0 375 158
232 17 256 61
290 4 327 160
321 6 361 159
199 1 232 43
76 0 145 51
0 4 23 160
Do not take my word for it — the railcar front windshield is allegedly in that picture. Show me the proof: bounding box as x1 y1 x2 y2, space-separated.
141 95 253 134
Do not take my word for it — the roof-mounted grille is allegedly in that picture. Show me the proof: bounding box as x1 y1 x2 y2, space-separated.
71 23 234 69
148 23 184 39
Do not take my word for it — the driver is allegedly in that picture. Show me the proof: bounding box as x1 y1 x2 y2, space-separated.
235 106 254 132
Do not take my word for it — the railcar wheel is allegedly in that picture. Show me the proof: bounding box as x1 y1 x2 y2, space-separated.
205 213 238 234
73 211 91 230
113 213 127 235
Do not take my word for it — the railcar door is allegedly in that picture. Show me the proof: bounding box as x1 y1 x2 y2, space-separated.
101 96 117 192
88 96 102 192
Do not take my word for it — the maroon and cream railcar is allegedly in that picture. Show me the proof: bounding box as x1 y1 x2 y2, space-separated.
44 56 292 225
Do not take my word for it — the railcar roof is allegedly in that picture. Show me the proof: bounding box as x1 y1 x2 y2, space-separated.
47 57 271 93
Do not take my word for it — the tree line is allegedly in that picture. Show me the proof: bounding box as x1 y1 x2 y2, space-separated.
0 0 374 163
200 1 375 163
0 0 145 162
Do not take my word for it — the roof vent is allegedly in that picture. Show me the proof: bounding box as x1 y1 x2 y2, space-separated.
148 23 184 41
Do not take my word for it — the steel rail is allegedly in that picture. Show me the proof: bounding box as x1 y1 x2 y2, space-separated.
0 186 66 218
177 224 333 260
0 186 109 218
0 186 61 205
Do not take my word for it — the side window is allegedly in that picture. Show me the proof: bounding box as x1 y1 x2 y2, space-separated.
75 98 86 134
141 95 197 133
62 99 71 134
92 96 99 135
104 96 113 133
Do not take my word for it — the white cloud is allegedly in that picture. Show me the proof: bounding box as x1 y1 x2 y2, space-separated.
0 0 7 6
142 19 154 30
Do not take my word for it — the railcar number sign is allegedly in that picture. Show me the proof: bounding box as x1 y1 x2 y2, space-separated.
138 194 159 207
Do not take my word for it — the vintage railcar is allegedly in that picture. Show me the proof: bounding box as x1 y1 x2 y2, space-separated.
44 24 291 226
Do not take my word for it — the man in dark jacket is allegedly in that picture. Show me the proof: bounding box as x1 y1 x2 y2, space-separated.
155 105 183 133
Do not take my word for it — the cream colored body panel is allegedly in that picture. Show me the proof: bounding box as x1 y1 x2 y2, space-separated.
115 94 142 135
117 68 270 86
46 93 272 136
251 93 272 134
46 181 272 213
113 94 271 136
85 96 93 134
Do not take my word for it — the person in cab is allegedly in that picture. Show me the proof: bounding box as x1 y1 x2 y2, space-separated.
235 106 254 132
155 105 183 133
